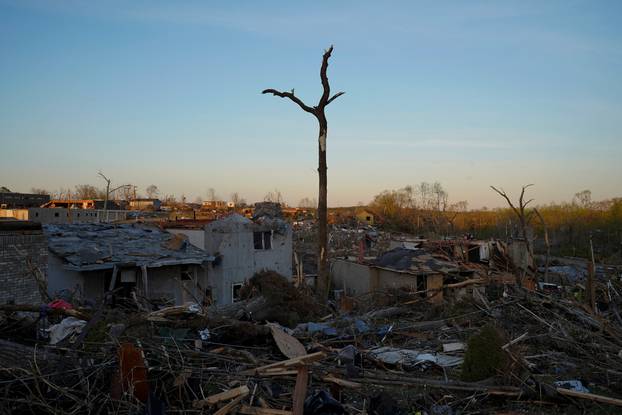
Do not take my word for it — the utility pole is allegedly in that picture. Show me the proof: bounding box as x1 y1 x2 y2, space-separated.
98 172 131 223
98 172 111 223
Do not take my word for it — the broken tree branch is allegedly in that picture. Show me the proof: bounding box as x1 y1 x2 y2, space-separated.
261 89 315 114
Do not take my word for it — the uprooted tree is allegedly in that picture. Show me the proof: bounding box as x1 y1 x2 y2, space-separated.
263 45 344 298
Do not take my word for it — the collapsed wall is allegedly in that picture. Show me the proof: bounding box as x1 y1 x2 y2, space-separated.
0 221 47 304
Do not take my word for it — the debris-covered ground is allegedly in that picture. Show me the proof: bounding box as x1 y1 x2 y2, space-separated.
2 270 622 414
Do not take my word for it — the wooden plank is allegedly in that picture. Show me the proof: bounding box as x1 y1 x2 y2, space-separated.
502 332 528 350
239 351 326 375
214 394 246 415
267 323 306 359
292 366 309 415
556 388 622 407
444 278 486 289
193 385 249 409
322 375 362 389
238 406 293 415
256 370 298 376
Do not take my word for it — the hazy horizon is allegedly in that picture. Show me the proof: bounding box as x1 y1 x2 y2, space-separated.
1 1 621 208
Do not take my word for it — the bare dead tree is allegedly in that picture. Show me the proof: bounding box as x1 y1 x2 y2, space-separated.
490 184 537 284
262 45 344 298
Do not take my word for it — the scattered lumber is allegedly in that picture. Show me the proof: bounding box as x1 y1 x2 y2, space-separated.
238 406 293 415
556 388 622 407
240 352 326 376
292 366 309 415
444 278 487 289
193 385 250 409
502 331 529 350
322 375 363 389
214 394 247 415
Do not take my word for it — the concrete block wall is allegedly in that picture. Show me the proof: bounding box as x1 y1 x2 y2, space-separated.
0 229 47 304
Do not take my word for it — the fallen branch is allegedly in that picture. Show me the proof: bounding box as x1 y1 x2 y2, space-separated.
556 388 622 407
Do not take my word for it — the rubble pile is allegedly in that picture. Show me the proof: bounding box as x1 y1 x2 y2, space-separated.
294 224 392 267
2 273 622 414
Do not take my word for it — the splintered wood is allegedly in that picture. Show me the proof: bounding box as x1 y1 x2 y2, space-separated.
193 385 250 409
240 352 326 376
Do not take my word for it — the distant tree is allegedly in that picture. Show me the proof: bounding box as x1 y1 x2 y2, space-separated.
371 189 410 216
206 188 217 202
449 201 468 212
114 185 135 201
0 186 11 193
146 184 159 199
432 182 448 211
230 192 247 207
402 185 416 209
573 189 592 208
264 189 284 204
370 187 416 232
74 184 105 199
163 194 176 203
30 188 50 195
51 188 73 200
418 182 433 209
298 197 317 208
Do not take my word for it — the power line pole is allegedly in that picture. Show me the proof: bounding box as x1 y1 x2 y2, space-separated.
98 172 111 223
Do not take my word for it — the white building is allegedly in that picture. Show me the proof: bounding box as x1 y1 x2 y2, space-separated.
203 214 293 305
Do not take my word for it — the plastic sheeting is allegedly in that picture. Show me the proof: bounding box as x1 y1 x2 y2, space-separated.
46 317 86 344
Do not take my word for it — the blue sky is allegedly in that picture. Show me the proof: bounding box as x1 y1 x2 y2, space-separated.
1 1 620 208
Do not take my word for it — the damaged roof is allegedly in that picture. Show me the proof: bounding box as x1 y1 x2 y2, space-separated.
44 223 214 271
374 247 460 276
206 213 290 234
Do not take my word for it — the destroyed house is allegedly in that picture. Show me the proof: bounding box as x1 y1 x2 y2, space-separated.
41 199 121 210
0 191 50 208
204 213 293 305
45 223 214 305
331 247 466 303
128 198 161 211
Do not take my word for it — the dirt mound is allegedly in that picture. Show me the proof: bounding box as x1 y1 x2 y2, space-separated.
240 271 325 327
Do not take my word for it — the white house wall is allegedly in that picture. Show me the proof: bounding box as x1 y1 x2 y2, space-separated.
167 229 205 250
204 215 293 305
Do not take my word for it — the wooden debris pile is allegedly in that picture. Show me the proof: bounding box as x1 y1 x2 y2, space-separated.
1 277 622 414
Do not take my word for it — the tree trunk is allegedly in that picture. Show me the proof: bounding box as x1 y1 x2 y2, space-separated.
262 46 344 300
317 122 329 298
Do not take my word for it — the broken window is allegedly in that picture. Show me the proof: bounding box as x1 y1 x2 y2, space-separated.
417 274 426 298
263 231 272 249
253 231 272 250
253 231 263 249
231 282 243 303
180 265 192 281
